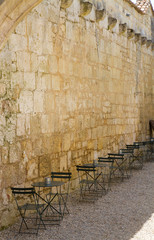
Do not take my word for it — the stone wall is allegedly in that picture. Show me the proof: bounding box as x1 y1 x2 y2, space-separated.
0 0 153 228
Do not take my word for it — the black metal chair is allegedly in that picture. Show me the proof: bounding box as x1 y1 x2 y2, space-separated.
108 153 127 182
11 187 45 235
141 139 154 161
127 144 143 169
76 165 98 201
119 148 134 177
50 172 72 218
98 157 114 191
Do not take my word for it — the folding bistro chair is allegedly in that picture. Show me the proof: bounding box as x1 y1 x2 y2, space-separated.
11 187 45 235
119 148 134 177
76 165 98 201
98 157 114 191
108 153 127 181
127 144 143 169
142 139 154 161
51 172 72 218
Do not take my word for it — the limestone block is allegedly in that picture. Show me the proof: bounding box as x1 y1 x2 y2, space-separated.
24 72 35 90
9 142 21 163
0 132 4 146
31 53 38 72
62 133 71 151
9 34 27 51
49 55 58 74
66 21 73 40
0 83 6 97
69 118 75 129
80 1 93 17
97 138 103 150
38 55 49 73
34 90 44 113
27 158 38 180
41 114 50 134
96 9 106 22
2 164 19 188
0 115 6 131
61 0 73 9
37 73 52 90
98 16 108 29
15 19 26 36
5 115 16 143
53 135 62 153
1 146 9 164
25 114 30 135
2 189 9 206
92 128 97 139
59 58 67 74
39 155 51 177
30 115 42 138
87 140 94 149
17 52 30 72
65 0 80 22
44 92 54 112
19 90 33 113
11 72 24 88
60 155 67 171
17 114 25 136
47 3 60 23
29 36 43 55
42 39 53 55
52 75 61 91
67 151 72 168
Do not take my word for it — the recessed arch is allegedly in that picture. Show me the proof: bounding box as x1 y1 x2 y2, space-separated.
0 0 44 51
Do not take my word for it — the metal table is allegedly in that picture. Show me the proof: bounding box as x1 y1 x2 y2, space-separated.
32 181 64 225
83 162 107 194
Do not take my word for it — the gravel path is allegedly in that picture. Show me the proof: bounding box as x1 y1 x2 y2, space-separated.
0 162 154 240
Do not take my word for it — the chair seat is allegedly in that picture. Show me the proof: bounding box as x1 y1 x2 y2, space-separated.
80 179 95 184
19 203 45 210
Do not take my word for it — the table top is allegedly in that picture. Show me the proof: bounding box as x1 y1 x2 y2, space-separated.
32 181 64 188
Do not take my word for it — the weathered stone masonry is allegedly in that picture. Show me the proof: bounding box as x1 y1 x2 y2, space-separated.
0 0 153 228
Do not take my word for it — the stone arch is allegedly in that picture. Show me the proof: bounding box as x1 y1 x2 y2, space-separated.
0 0 44 51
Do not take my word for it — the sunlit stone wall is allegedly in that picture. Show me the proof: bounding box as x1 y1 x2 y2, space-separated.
0 0 153 228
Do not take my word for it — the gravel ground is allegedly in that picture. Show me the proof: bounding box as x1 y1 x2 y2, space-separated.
0 161 154 240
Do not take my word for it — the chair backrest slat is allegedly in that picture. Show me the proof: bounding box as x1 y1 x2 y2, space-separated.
98 157 114 163
51 172 72 180
76 165 96 172
120 149 134 154
108 153 124 157
11 187 35 195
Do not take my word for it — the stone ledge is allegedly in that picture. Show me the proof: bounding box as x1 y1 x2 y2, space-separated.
135 33 141 42
61 0 73 9
119 23 127 34
127 28 135 39
80 1 93 17
108 17 117 30
141 36 147 45
96 9 106 22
